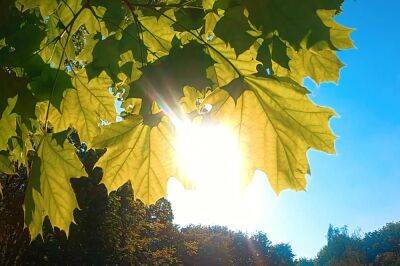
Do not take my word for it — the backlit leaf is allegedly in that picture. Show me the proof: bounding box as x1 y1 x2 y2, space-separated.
36 71 115 144
206 37 260 87
24 132 86 238
317 9 354 50
286 44 344 84
202 76 336 193
0 97 17 151
243 0 337 49
93 116 184 205
140 12 177 60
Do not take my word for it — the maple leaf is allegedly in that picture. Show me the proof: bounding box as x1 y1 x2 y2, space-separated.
200 76 336 193
29 66 74 111
255 36 291 76
24 132 86 239
317 9 354 50
128 41 213 114
140 12 177 59
92 115 185 205
243 0 339 49
179 86 205 114
36 71 115 144
281 44 345 84
86 22 148 81
8 121 34 167
23 174 45 239
173 7 204 31
205 37 261 89
214 5 255 56
0 97 17 151
0 70 38 121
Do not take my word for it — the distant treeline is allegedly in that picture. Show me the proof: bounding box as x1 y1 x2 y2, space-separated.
1 174 399 265
1 142 399 265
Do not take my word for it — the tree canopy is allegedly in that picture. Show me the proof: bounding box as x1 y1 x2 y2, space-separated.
0 0 353 238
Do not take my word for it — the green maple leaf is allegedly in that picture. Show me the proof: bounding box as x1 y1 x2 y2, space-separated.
24 132 86 239
205 37 260 88
0 12 45 67
140 12 177 59
270 37 290 69
86 36 124 81
2 56 71 119
0 97 17 151
29 67 74 111
0 0 19 35
128 41 213 114
0 70 28 116
86 23 147 81
38 16 76 67
203 11 260 90
173 7 205 31
255 36 290 76
91 0 125 33
317 9 354 50
23 170 45 238
214 5 255 55
278 43 345 84
93 116 188 205
8 121 34 167
243 0 337 49
36 71 115 144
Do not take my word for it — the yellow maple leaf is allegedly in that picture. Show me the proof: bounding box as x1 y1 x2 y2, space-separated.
93 115 189 205
201 76 336 193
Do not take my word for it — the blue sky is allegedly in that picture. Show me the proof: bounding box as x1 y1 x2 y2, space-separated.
168 0 400 258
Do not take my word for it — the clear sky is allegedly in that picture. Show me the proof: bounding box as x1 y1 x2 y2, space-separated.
168 0 400 258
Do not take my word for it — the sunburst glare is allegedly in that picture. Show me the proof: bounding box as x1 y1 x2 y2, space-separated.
167 121 276 232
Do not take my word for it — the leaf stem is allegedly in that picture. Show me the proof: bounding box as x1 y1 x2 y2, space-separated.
125 0 146 65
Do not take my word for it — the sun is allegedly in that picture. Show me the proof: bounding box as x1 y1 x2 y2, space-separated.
167 121 275 231
175 122 243 192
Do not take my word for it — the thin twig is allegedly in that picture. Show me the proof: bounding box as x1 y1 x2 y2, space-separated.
126 0 201 9
134 2 243 77
44 7 85 131
87 9 161 60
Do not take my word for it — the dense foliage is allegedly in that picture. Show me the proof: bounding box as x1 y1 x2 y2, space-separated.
0 0 353 238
